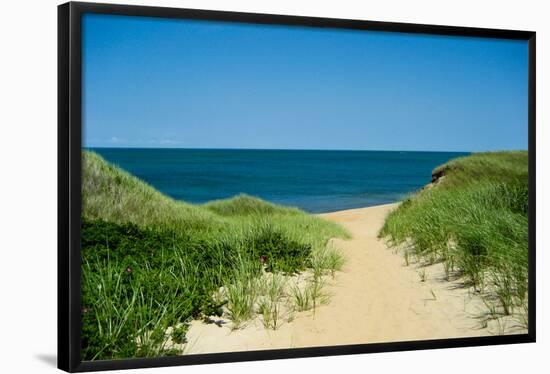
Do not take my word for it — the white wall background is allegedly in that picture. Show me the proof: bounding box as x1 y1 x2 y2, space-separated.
0 0 546 372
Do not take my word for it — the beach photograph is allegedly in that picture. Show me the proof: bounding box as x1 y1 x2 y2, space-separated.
80 13 529 361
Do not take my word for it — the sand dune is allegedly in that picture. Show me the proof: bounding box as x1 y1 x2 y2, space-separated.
184 203 517 354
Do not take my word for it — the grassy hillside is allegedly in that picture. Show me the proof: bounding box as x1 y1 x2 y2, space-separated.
380 151 528 324
81 151 349 360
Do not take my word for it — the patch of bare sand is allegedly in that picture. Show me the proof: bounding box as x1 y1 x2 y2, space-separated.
184 203 521 354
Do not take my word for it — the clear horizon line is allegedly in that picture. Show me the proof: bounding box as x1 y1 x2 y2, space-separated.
84 145 527 153
86 146 474 153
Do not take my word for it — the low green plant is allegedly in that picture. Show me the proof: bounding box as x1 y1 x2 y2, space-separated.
310 279 329 311
171 323 190 345
310 244 345 279
257 274 287 329
245 225 313 274
290 278 328 312
224 259 260 329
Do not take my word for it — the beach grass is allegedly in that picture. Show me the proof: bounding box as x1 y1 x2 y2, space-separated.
81 151 348 360
379 151 528 323
257 273 287 330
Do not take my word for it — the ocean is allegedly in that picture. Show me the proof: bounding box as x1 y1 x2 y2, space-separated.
90 148 468 213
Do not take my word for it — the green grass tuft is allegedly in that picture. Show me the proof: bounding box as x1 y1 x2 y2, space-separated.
204 194 302 216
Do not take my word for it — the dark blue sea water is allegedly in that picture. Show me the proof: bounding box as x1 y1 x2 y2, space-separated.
90 148 468 213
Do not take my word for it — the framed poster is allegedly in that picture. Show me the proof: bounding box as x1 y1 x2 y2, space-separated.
58 2 535 372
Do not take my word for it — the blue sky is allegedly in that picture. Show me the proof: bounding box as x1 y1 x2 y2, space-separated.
82 14 528 152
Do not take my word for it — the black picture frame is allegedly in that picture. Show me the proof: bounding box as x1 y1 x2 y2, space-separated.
58 2 536 372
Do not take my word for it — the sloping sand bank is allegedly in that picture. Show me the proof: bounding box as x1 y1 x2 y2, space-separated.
185 203 509 354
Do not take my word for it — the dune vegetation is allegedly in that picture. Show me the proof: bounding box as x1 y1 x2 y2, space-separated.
81 151 348 361
380 151 529 327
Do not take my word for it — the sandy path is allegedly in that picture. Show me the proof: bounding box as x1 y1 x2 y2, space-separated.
291 203 491 347
184 203 494 354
